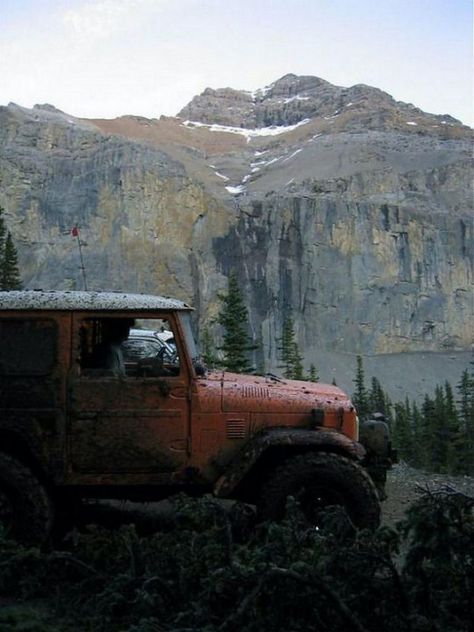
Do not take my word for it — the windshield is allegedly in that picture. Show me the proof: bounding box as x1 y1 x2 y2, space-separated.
179 312 198 361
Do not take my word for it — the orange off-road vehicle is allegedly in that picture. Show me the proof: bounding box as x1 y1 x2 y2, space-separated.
0 291 393 543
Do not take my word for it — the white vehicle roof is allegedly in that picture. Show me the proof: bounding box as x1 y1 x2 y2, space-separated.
127 329 176 356
157 330 175 342
129 328 171 338
0 290 192 312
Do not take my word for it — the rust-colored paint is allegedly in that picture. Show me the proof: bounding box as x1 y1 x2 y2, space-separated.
187 371 358 483
66 311 192 485
0 294 370 501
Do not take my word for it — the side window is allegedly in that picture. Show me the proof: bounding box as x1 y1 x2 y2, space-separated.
0 319 57 376
78 317 180 378
125 318 180 378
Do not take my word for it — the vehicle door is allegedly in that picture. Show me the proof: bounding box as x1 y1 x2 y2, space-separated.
67 313 190 480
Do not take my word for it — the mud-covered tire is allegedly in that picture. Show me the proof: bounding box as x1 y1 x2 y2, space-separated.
0 453 53 545
258 452 381 530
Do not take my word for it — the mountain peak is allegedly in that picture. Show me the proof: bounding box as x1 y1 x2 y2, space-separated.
33 103 66 114
178 73 341 128
177 73 469 132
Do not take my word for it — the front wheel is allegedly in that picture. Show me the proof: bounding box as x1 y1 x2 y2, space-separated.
0 453 53 545
258 452 381 531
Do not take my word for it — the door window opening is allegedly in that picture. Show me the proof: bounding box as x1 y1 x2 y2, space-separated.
78 317 180 378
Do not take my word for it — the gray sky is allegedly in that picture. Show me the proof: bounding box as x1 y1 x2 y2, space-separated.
1 0 472 125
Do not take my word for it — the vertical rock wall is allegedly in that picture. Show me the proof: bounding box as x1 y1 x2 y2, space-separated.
211 179 472 366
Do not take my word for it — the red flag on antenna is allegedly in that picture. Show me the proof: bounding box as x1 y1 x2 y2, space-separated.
71 226 79 237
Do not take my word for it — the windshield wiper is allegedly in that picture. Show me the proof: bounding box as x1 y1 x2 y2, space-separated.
265 372 284 383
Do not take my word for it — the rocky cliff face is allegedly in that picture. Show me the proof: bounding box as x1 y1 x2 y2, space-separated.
0 76 472 387
0 103 229 301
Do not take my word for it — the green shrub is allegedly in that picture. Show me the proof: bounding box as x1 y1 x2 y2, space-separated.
0 491 472 631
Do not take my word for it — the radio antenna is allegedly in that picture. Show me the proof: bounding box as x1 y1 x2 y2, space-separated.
71 226 88 291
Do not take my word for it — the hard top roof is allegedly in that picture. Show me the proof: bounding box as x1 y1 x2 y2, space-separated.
0 290 192 311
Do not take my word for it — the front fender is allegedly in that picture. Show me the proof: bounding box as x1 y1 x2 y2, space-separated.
213 428 366 498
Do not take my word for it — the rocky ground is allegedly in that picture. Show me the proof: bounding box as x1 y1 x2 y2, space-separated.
382 462 474 527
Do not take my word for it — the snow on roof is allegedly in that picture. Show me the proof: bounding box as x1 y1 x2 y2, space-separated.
0 291 192 311
182 118 310 140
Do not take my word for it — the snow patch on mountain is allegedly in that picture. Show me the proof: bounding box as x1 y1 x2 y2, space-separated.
214 171 229 180
248 84 274 101
283 95 311 104
282 148 303 162
225 185 246 195
182 119 310 139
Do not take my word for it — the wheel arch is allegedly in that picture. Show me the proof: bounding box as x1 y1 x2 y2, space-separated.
214 429 366 502
257 451 381 530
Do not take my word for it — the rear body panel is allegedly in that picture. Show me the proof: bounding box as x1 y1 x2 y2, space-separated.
0 310 70 480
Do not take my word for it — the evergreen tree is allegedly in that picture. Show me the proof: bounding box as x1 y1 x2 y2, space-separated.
420 394 437 471
420 381 462 474
456 368 474 474
307 364 319 382
443 381 461 473
1 231 22 290
392 398 414 462
411 401 423 467
0 205 6 257
368 376 393 423
215 272 256 373
0 206 22 290
278 315 304 380
432 385 445 471
352 355 370 420
201 325 218 369
398 374 474 476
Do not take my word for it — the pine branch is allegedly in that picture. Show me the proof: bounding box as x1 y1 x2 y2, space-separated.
219 565 370 632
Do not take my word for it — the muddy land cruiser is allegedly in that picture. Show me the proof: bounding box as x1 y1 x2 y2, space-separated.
0 291 393 543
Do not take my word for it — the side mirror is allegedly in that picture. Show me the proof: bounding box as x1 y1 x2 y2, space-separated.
194 361 206 376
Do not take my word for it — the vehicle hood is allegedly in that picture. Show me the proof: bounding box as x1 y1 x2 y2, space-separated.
202 371 353 414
